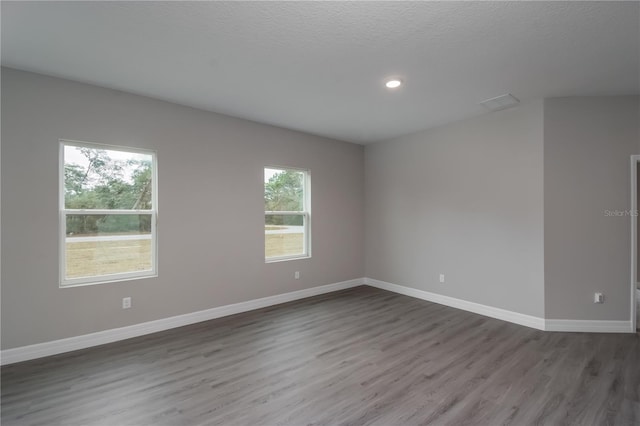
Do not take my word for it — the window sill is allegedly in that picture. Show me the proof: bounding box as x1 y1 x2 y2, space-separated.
265 255 311 264
60 272 157 288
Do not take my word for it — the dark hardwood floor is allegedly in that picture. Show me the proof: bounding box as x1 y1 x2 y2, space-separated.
2 286 639 425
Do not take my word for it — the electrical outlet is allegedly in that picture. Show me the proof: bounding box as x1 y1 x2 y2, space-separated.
122 297 132 309
594 293 604 304
439 274 445 283
294 271 300 279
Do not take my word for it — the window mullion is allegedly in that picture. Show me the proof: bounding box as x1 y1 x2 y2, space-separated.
265 211 306 215
64 209 154 215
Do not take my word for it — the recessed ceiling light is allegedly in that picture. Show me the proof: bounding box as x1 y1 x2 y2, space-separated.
385 79 402 89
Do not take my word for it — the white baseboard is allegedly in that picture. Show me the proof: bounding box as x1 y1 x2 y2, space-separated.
364 277 546 330
545 319 633 333
0 278 364 365
3 276 634 365
364 277 634 334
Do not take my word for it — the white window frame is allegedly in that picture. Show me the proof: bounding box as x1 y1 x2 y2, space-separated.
59 140 158 287
265 166 311 263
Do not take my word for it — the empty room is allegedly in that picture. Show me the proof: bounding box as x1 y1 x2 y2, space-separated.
1 1 639 425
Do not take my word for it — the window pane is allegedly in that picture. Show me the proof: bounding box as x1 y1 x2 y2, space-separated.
65 214 152 279
64 145 153 210
264 168 304 211
265 214 305 259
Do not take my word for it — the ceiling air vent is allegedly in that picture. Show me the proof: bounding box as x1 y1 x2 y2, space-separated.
479 93 520 111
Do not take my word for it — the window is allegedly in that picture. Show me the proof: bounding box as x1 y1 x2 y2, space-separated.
265 167 310 262
60 140 157 286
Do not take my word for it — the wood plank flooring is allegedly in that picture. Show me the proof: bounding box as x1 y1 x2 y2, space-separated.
2 286 639 425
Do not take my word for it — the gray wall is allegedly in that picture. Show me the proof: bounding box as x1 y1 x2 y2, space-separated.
1 68 365 349
364 101 545 317
3 68 638 351
544 96 640 320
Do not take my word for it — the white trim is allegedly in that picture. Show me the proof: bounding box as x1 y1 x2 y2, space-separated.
59 139 158 287
264 166 311 262
365 278 546 330
0 278 364 365
67 234 151 243
61 139 159 157
364 278 634 333
264 211 306 215
5 277 635 365
545 319 633 333
265 253 311 263
631 155 639 332
64 209 154 215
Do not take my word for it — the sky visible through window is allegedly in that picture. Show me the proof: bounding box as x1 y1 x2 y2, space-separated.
264 167 280 183
65 145 151 187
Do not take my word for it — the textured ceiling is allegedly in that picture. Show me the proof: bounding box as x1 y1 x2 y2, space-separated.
2 1 639 144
